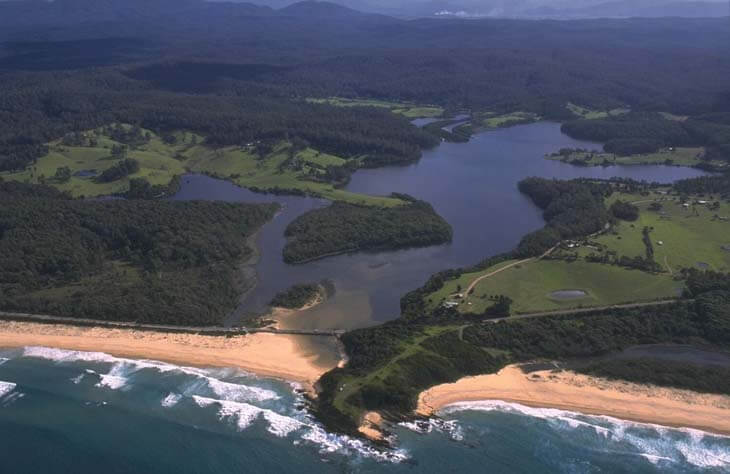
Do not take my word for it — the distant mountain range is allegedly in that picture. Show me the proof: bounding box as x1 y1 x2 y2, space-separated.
212 0 730 19
1 0 727 20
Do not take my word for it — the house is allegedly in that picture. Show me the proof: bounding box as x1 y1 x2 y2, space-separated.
443 301 459 309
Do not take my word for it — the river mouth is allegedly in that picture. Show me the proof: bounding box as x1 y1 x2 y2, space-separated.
172 122 711 331
549 289 589 300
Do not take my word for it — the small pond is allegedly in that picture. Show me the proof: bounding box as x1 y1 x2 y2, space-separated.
549 289 589 300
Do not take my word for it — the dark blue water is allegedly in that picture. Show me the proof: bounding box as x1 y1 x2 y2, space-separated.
1 350 728 473
173 122 709 330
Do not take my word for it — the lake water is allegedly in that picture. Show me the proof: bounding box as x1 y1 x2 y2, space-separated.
1 348 728 474
1 122 724 474
173 122 709 330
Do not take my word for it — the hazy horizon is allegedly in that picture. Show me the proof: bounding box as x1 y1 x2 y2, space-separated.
212 0 730 19
3 0 728 19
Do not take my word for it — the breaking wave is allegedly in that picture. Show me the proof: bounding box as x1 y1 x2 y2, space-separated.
16 346 407 463
193 395 408 462
0 381 16 398
399 418 464 441
21 346 277 402
161 393 182 408
440 400 730 469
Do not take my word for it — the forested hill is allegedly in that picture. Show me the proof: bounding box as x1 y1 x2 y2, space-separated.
1 5 729 174
283 199 453 264
561 112 730 163
0 180 278 325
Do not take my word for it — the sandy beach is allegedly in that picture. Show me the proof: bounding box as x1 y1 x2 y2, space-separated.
0 321 340 390
417 365 730 436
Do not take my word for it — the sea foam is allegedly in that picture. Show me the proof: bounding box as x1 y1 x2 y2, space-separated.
161 393 183 408
203 377 279 403
0 381 16 398
19 346 407 463
440 400 730 469
399 418 464 441
193 395 304 436
22 346 278 403
192 395 408 462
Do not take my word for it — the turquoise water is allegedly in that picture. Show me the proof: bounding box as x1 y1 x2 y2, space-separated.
1 348 728 473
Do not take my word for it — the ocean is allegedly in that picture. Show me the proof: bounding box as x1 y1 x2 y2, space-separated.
1 347 728 473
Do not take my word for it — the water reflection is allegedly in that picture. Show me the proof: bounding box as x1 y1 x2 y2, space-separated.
172 122 710 330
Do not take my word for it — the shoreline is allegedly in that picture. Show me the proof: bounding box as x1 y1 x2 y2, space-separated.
0 320 340 391
269 289 326 329
417 365 730 437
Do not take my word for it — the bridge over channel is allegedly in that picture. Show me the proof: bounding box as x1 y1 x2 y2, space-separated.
0 312 346 337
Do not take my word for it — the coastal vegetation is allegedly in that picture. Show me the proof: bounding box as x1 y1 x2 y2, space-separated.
270 283 322 309
283 198 453 263
0 180 278 325
578 358 730 396
315 277 730 436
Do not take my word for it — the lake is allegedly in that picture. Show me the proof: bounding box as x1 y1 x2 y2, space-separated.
173 122 709 330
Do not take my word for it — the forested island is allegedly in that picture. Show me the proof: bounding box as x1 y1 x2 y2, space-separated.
0 179 277 325
283 198 453 264
270 283 322 309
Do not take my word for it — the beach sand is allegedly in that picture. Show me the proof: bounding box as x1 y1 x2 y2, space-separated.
417 365 730 435
0 321 340 390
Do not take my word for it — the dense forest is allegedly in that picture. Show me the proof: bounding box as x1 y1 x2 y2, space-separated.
0 75 437 173
0 182 278 325
579 358 730 396
673 173 730 198
283 199 453 263
1 1 730 176
270 283 320 309
515 178 612 257
561 112 730 162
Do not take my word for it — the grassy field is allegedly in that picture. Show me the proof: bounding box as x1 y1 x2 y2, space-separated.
1 129 190 197
306 97 444 119
566 102 630 120
424 189 730 315
427 259 680 314
546 147 729 170
0 125 403 206
580 192 730 273
477 111 540 128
